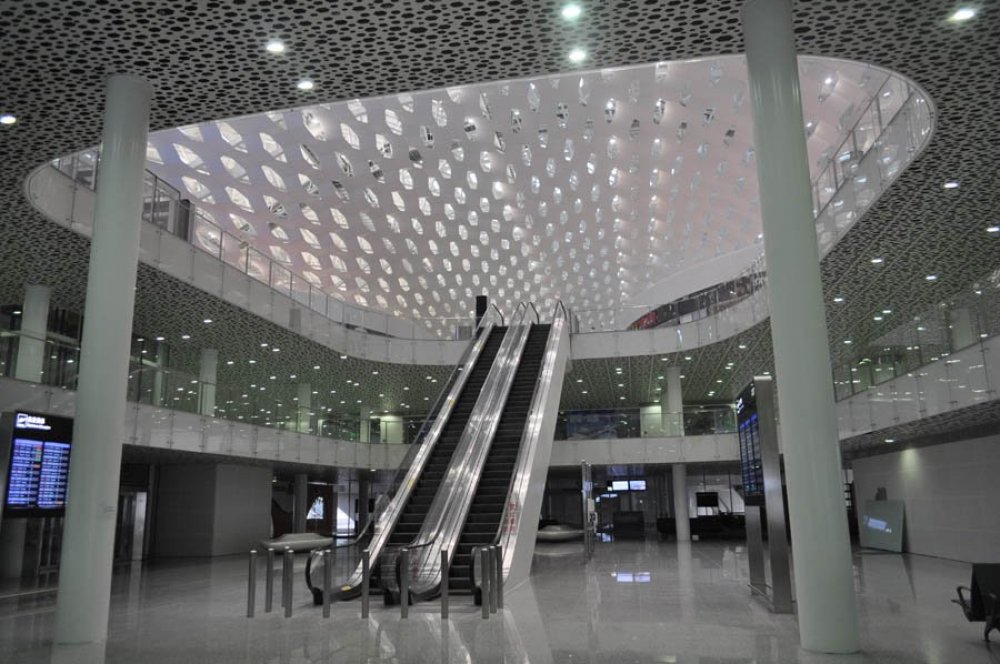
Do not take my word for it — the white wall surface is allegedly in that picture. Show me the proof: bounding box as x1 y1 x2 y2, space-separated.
851 435 1000 562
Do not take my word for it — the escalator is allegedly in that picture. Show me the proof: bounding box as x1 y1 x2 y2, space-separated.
306 319 504 602
449 324 550 594
386 329 505 550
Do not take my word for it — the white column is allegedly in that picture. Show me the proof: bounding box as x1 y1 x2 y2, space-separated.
359 406 371 443
293 473 308 533
662 366 684 436
743 0 859 653
296 382 312 433
14 284 50 382
198 348 218 416
672 463 690 542
151 342 167 406
53 74 152 649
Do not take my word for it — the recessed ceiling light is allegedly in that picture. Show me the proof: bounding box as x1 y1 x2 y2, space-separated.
843 339 853 345
925 274 938 281
265 39 286 54
884 438 896 443
180 334 191 340
948 7 976 22
203 318 212 324
833 296 845 303
0 113 16 126
568 48 587 64
870 257 884 264
943 180 960 189
561 3 582 19
297 79 315 91
987 226 999 233
874 316 883 321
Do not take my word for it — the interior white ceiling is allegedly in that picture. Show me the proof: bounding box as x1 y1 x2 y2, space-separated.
145 55 899 335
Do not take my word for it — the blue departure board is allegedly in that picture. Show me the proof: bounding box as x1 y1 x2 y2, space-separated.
3 411 73 515
736 382 765 506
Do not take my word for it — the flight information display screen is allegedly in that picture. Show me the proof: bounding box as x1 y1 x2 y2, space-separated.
3 412 73 516
736 382 765 506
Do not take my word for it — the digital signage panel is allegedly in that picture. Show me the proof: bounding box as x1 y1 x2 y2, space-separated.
735 382 765 506
1 411 74 517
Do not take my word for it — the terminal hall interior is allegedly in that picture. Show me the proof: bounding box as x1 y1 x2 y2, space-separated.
0 0 999 662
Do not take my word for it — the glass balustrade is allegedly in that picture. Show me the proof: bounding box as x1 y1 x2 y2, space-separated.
554 406 736 440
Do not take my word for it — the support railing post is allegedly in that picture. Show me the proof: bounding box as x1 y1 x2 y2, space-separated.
322 549 332 619
246 549 257 618
264 548 275 613
282 548 293 618
361 549 370 619
488 546 498 614
440 549 449 619
400 548 410 619
480 547 490 619
494 544 503 610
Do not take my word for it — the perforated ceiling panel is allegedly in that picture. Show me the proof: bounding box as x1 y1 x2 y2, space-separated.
143 56 896 334
1 1 999 434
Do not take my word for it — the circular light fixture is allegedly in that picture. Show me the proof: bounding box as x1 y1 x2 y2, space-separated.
870 257 884 264
297 79 315 91
0 113 16 125
925 274 938 281
568 48 587 64
561 3 583 19
265 39 286 54
943 180 960 189
203 318 212 324
948 7 976 22
987 226 1000 233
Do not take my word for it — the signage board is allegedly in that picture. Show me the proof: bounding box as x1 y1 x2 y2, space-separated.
1 411 74 518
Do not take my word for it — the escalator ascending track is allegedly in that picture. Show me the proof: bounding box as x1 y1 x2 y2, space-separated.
449 324 551 594
386 328 506 551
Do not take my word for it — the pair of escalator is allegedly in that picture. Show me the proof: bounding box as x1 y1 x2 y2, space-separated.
308 314 551 605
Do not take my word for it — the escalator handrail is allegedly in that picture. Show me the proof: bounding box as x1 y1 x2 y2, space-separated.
397 304 534 597
318 311 503 595
471 300 571 593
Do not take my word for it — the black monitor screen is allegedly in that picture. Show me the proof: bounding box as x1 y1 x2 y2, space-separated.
3 412 73 516
736 382 765 506
696 491 719 508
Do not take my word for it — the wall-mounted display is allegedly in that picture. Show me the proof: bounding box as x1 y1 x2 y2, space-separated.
736 382 765 506
1 411 74 518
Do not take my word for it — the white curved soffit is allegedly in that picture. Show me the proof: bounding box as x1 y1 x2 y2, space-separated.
138 55 931 337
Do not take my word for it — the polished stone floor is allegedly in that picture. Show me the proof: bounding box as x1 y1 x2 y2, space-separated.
0 539 995 663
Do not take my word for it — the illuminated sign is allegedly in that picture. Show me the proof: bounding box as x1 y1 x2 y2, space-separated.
15 413 51 431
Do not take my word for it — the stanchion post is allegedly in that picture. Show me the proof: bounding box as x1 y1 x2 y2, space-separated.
322 549 332 619
488 546 498 614
265 548 275 613
361 549 370 619
440 549 449 619
494 544 503 610
247 549 258 618
400 548 410 619
480 547 490 619
283 548 293 618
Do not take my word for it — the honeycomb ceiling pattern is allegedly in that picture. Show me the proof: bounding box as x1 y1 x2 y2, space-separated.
143 56 889 334
1 1 999 444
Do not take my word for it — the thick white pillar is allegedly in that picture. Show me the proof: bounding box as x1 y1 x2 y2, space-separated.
293 473 308 533
359 406 371 443
296 382 312 433
743 0 859 652
662 366 684 436
14 284 50 382
672 463 690 542
53 75 152 648
198 348 217 416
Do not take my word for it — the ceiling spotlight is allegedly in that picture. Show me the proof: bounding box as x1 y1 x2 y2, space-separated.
833 296 845 303
568 48 587 64
884 438 896 443
180 334 191 340
870 257 884 264
943 180 960 189
948 7 976 22
986 226 999 233
925 274 938 281
0 113 16 126
202 318 212 324
561 3 583 19
297 79 315 91
265 39 286 54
